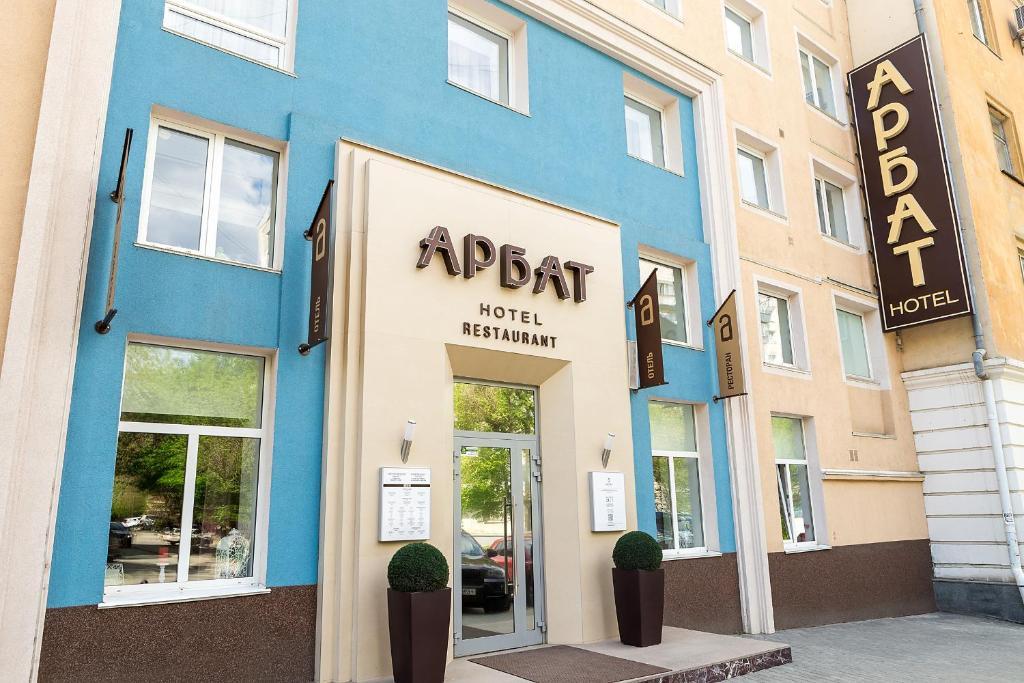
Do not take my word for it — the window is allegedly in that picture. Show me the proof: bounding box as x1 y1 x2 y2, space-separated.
625 97 666 168
737 148 769 209
990 107 1017 176
642 0 682 17
105 342 270 601
623 73 684 174
968 0 989 45
758 293 794 366
649 402 705 553
800 49 837 117
773 416 815 545
815 177 849 243
163 0 294 70
836 309 872 379
725 8 754 62
639 258 689 344
448 12 509 105
140 116 282 269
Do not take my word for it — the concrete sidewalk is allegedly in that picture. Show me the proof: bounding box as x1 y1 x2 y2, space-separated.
742 612 1024 682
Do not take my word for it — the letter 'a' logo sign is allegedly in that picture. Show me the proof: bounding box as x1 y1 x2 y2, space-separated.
628 270 666 390
848 35 971 331
709 291 745 401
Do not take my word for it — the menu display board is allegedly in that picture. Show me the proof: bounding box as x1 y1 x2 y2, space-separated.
589 471 627 532
379 467 431 542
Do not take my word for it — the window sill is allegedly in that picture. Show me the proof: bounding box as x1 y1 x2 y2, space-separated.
1001 170 1024 188
662 338 703 352
762 362 811 380
739 200 788 224
446 80 530 117
821 234 864 254
783 543 830 555
135 242 282 274
663 548 721 562
805 102 848 128
973 35 1003 61
844 375 882 390
161 28 296 77
626 153 685 178
727 50 772 79
100 584 270 609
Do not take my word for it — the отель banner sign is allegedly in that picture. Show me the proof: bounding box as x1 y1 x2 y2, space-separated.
848 35 972 331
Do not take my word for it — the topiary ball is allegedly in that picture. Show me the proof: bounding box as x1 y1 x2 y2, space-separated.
612 531 663 571
387 542 449 592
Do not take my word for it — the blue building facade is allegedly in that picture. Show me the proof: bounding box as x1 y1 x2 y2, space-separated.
41 1 741 679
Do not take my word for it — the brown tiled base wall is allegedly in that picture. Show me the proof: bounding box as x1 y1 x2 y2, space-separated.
769 539 936 630
663 552 744 634
38 584 316 683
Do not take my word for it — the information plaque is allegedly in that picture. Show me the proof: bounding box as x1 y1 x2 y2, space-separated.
379 467 431 542
589 471 627 532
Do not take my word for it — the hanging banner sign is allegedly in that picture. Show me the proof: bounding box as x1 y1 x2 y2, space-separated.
708 290 746 402
299 180 334 355
628 269 666 390
848 35 971 331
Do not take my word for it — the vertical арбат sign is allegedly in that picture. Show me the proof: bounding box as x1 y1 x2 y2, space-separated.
629 269 666 389
299 180 334 355
849 35 971 331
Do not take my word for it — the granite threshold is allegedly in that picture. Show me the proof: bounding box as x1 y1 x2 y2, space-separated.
375 626 792 683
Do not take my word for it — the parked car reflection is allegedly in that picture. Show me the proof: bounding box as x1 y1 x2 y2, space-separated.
460 530 511 613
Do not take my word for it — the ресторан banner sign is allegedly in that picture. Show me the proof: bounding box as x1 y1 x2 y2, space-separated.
848 35 971 331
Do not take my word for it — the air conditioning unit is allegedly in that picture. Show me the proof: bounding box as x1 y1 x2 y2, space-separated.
1015 4 1024 47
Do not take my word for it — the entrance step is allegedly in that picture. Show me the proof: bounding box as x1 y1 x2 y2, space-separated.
372 626 791 682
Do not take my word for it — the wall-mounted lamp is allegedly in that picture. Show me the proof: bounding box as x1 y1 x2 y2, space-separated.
601 433 615 469
400 420 417 463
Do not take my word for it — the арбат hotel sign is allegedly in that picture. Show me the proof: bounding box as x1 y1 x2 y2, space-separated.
849 35 972 331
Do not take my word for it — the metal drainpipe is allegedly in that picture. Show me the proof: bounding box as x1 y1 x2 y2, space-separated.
915 0 1024 605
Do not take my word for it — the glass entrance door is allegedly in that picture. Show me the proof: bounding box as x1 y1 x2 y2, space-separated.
453 382 544 657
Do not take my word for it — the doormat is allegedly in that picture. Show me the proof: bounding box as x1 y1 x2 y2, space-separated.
470 645 670 683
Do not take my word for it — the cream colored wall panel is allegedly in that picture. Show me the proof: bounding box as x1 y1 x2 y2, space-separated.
917 449 994 473
921 470 999 495
913 426 991 454
923 492 1008 517
909 404 988 433
930 542 1015 567
934 565 1015 583
927 516 1012 545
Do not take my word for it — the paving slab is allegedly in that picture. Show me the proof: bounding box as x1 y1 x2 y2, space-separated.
741 612 1024 682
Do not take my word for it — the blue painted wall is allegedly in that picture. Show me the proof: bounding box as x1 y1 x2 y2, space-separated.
49 0 734 608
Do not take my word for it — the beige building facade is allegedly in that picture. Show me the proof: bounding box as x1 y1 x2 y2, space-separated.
847 0 1024 622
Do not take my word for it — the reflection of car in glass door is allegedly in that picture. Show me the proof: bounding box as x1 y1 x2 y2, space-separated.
487 537 534 605
460 530 511 613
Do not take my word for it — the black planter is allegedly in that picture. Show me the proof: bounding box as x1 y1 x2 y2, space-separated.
612 567 664 647
387 587 452 683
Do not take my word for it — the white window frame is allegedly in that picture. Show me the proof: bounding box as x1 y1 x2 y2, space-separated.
989 105 1019 176
772 414 828 552
639 248 702 350
968 0 990 46
641 0 684 21
648 399 719 559
755 277 810 375
832 291 889 389
623 73 684 175
723 0 771 73
448 0 530 114
137 109 288 272
735 126 786 219
796 34 846 125
101 336 277 608
810 157 865 251
163 0 298 72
